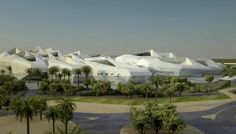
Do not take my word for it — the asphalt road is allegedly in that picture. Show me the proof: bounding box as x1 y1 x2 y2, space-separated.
72 101 236 134
73 113 130 134
180 101 236 134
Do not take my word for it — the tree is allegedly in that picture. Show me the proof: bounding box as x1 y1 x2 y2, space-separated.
163 84 175 104
62 83 73 96
81 66 91 79
0 69 5 76
61 68 72 81
2 80 27 95
11 97 37 134
118 80 136 98
45 106 60 134
73 68 82 87
62 68 69 80
150 75 161 102
81 66 92 89
36 99 47 120
91 81 110 96
145 103 164 134
56 98 76 134
204 75 214 95
222 65 236 77
25 68 33 77
58 73 63 80
33 68 42 86
136 83 151 101
49 82 60 96
166 115 185 134
39 80 49 95
49 66 60 79
130 102 185 134
130 107 150 134
66 70 72 81
6 65 12 76
204 75 214 83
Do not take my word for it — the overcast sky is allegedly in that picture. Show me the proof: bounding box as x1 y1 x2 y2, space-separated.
0 0 235 58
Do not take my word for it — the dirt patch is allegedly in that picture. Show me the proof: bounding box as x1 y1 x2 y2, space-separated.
120 123 204 134
0 115 77 134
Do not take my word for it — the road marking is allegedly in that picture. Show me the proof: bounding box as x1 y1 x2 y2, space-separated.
215 105 236 115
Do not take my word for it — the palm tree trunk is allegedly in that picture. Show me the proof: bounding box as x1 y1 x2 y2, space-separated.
145 90 148 101
65 113 68 134
155 82 158 103
77 75 80 87
155 128 159 134
53 119 55 134
27 116 30 134
40 112 42 120
65 120 68 134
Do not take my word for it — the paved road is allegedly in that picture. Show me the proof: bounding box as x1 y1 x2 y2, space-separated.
73 101 236 134
73 113 130 134
181 101 236 134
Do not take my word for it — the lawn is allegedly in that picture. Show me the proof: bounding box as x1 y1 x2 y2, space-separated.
35 92 230 105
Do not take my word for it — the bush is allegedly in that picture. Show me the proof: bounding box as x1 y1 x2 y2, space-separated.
130 102 185 134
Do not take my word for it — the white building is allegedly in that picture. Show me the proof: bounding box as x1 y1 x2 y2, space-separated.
116 50 224 77
0 48 48 79
84 56 152 86
0 48 224 86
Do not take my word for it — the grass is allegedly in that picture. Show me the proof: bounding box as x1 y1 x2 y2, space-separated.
35 92 230 105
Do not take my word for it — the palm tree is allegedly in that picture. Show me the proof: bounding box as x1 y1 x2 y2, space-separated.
58 73 63 80
81 66 92 89
25 68 33 83
162 82 175 104
33 68 42 77
11 98 37 134
62 68 69 80
150 75 161 102
25 68 33 77
81 66 91 79
48 67 55 79
36 99 47 120
39 81 49 95
6 65 12 76
144 83 151 101
56 98 76 134
204 75 214 95
0 69 5 81
45 106 60 134
49 66 60 79
73 68 82 87
0 69 5 76
49 83 59 96
66 70 72 81
62 83 73 96
33 68 42 86
166 84 175 104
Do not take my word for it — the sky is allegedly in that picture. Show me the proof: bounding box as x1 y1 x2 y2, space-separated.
0 0 235 58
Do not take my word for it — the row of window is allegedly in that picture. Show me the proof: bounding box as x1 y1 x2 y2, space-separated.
97 72 120 77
